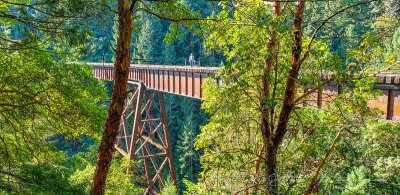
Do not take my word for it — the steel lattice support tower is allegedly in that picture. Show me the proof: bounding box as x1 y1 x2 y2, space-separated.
115 81 176 195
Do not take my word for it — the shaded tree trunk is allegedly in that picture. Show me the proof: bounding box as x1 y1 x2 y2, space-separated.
265 143 278 194
90 0 132 194
263 1 306 194
261 2 280 194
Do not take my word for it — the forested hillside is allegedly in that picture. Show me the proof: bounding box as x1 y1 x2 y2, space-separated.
0 0 400 194
81 1 222 66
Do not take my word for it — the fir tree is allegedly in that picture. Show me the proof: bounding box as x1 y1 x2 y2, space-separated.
343 166 371 195
134 15 164 64
162 41 177 65
177 119 199 182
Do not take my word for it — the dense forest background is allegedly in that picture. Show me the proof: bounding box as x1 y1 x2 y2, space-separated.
1 0 219 193
79 0 220 191
0 0 400 194
52 0 219 192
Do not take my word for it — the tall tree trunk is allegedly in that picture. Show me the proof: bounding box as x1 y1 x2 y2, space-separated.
265 144 278 194
264 1 306 194
90 1 132 194
261 3 280 194
274 0 305 145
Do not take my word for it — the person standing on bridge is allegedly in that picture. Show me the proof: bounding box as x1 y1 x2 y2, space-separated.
189 53 195 67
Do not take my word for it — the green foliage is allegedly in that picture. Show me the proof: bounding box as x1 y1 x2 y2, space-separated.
177 119 200 182
343 166 371 195
374 157 400 183
305 0 379 60
69 144 145 195
182 179 216 195
163 94 206 191
0 47 108 193
196 0 400 194
0 1 111 193
387 27 400 59
0 153 86 195
0 0 217 194
0 0 100 52
82 13 117 63
162 42 178 64
79 0 216 193
133 14 164 64
0 48 107 156
160 178 178 195
2 0 399 194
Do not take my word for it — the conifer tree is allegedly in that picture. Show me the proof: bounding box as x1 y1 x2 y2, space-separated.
134 15 164 64
343 166 371 195
177 119 199 182
162 41 177 64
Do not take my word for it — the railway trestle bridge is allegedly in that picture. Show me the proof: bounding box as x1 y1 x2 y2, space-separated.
87 62 400 194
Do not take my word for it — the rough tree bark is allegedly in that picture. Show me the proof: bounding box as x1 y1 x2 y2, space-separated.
263 1 306 194
260 2 281 194
90 0 132 194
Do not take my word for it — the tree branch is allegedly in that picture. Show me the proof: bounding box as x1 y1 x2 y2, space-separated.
138 0 209 22
304 127 346 194
273 0 306 146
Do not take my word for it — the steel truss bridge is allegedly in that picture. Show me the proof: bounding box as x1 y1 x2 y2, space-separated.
88 62 400 194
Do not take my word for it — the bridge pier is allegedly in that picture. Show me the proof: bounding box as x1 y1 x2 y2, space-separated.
115 81 176 194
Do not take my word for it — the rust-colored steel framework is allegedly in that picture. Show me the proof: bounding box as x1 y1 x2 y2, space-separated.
115 81 176 194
